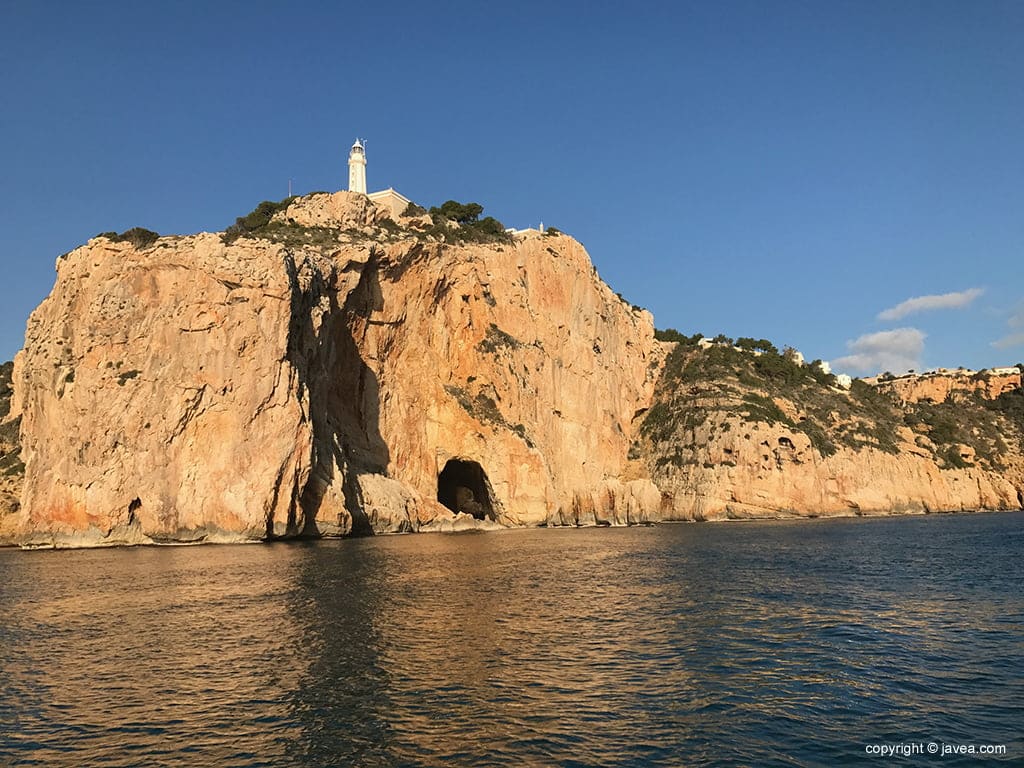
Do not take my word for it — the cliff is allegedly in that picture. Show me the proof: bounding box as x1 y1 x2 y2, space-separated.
2 191 1021 547
2 192 662 547
868 368 1023 404
638 340 1024 519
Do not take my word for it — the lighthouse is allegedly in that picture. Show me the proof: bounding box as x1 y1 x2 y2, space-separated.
347 137 414 218
348 139 367 194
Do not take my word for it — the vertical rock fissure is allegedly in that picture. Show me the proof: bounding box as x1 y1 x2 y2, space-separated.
284 249 390 537
127 497 141 526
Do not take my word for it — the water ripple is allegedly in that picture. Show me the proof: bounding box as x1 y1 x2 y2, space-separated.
1 512 1022 766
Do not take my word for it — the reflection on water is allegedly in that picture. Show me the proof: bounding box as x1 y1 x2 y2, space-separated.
2 512 1022 766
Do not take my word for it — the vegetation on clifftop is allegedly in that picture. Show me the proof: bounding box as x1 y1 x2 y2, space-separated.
425 200 512 245
219 194 516 248
97 228 160 248
222 197 300 243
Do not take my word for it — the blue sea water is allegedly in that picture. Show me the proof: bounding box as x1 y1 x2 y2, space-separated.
1 511 1022 767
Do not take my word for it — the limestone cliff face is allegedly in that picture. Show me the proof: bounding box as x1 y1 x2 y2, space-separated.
4 192 1022 547
648 413 1023 520
638 343 1024 520
4 192 662 546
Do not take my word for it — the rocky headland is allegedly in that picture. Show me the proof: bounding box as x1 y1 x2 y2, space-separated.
637 338 1024 520
0 191 1021 547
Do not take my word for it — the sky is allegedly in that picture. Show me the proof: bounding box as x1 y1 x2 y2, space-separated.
1 0 1021 375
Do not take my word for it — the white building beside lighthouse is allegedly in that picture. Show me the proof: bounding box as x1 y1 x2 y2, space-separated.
348 137 413 218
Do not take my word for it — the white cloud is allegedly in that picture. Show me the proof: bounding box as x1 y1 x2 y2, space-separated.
832 328 926 375
989 300 1024 349
877 288 984 322
991 332 1024 350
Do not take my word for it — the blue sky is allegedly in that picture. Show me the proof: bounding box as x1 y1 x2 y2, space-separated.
1 0 1021 374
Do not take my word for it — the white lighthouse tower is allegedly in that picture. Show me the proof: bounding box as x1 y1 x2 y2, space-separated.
348 139 367 194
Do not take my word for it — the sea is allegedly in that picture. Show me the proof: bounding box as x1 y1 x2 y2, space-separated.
1 511 1021 767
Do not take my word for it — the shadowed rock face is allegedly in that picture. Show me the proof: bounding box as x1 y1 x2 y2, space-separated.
3 193 663 547
0 361 22 535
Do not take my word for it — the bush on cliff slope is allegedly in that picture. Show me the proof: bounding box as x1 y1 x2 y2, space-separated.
985 389 1024 450
222 197 297 243
220 194 512 247
221 196 366 247
426 200 512 245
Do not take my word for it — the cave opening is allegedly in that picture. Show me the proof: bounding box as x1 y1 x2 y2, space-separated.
437 459 495 520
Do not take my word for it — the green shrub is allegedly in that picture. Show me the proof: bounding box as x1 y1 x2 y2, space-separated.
920 409 961 446
429 200 483 224
796 420 837 457
752 350 811 387
473 216 507 239
983 389 1024 449
941 445 969 469
477 324 521 354
223 197 296 242
654 329 704 345
735 337 778 354
423 201 512 244
806 360 836 387
99 228 160 248
740 393 790 426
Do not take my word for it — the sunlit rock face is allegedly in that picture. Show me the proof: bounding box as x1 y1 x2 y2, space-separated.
4 193 663 546
645 414 1024 521
870 369 1023 404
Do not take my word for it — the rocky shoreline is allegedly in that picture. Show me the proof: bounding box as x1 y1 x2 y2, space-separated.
6 506 1019 551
